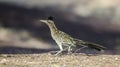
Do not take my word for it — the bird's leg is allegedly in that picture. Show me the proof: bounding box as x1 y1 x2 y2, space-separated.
55 44 63 55
67 46 72 54
74 46 88 53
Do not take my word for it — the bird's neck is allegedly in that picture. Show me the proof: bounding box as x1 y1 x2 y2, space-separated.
47 23 58 35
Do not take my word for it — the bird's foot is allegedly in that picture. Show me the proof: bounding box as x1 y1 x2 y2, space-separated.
55 50 63 56
48 50 63 55
67 51 73 54
49 51 58 55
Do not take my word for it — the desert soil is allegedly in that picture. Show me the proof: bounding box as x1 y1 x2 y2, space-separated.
0 53 120 67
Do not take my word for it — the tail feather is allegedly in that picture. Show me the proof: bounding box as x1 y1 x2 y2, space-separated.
74 39 106 51
84 41 106 51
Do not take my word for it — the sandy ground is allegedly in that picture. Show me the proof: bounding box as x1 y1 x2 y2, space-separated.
0 53 120 67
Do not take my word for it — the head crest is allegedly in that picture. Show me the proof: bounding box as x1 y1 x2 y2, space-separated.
47 16 53 20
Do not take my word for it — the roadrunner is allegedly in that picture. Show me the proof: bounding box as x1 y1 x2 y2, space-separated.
40 16 106 55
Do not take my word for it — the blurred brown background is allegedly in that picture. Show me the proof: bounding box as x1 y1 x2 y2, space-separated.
0 0 120 54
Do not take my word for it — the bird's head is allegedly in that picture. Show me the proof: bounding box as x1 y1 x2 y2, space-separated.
40 16 54 25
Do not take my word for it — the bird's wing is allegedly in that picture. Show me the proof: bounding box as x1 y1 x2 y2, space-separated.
57 31 76 45
58 30 73 38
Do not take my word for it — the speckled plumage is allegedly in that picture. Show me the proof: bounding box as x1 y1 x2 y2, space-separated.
40 18 106 55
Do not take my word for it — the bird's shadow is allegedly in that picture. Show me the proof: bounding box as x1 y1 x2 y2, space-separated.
0 46 119 55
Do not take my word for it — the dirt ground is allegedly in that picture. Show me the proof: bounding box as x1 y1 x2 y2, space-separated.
0 53 120 67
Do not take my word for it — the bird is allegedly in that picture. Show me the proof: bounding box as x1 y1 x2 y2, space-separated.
40 16 106 55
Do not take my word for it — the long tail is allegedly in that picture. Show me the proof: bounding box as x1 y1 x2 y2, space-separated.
75 39 106 51
84 41 106 51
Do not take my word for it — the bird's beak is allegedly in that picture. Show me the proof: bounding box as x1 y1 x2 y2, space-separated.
40 20 48 24
40 20 46 23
